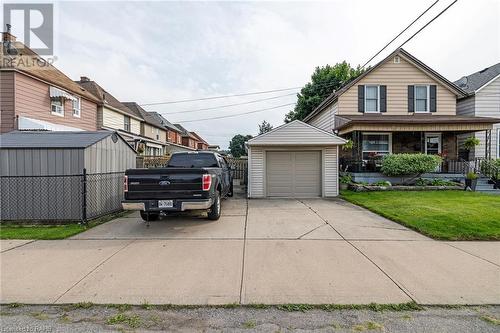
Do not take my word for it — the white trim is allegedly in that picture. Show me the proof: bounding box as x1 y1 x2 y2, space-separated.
414 85 430 113
72 97 81 118
475 73 500 94
51 98 64 117
424 132 442 155
18 116 84 131
247 120 346 146
364 85 380 113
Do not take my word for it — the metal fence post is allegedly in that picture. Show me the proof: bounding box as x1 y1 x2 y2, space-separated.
81 168 87 225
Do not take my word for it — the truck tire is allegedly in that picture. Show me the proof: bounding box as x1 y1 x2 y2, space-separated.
207 192 221 220
140 210 159 221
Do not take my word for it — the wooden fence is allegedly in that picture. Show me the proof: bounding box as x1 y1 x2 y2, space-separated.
136 155 171 168
226 157 248 182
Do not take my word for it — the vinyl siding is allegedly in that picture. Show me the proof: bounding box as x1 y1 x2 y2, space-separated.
309 102 337 132
338 56 457 115
14 72 97 131
460 76 500 158
323 147 338 197
456 96 476 116
102 106 141 135
0 71 15 133
248 147 265 198
143 123 167 143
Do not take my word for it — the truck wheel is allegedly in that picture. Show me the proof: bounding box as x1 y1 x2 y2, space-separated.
140 210 159 221
207 192 221 220
227 182 234 197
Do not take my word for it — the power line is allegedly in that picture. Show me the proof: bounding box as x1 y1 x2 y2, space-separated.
176 103 295 123
394 0 458 51
140 80 342 107
153 92 297 115
140 87 301 106
361 0 441 68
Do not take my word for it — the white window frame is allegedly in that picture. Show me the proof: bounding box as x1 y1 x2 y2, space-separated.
361 132 392 159
72 97 81 118
414 85 430 113
124 116 131 132
364 85 380 113
51 98 64 117
424 132 442 155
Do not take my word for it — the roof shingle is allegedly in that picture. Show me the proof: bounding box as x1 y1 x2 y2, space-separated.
454 63 500 93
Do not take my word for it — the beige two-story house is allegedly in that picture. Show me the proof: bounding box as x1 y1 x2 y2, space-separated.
304 48 500 173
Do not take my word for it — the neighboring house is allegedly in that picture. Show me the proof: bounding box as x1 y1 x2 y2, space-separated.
122 102 169 156
174 124 199 149
1 30 99 133
303 48 500 173
190 132 210 150
455 63 500 159
75 77 143 145
147 112 195 153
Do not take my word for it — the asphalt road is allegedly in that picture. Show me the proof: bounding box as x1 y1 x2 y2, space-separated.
1 304 499 332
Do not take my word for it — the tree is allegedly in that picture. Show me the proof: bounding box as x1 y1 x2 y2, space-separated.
229 134 253 158
285 62 365 122
258 120 273 135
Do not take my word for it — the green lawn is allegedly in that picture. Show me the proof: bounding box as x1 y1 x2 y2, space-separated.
0 211 130 240
341 190 500 240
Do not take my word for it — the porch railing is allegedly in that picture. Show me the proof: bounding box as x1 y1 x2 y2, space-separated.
340 157 485 174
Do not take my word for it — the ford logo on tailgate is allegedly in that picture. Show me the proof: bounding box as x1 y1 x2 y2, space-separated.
159 180 171 186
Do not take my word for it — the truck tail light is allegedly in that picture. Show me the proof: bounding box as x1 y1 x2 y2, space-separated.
124 175 128 192
202 174 212 191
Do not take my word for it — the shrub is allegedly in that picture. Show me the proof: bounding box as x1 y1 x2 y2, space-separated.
480 159 500 180
340 173 352 184
466 172 478 180
381 154 442 177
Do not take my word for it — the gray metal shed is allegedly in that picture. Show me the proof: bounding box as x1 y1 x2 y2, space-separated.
0 131 136 221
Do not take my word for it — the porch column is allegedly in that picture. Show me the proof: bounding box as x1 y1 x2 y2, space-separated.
485 129 491 159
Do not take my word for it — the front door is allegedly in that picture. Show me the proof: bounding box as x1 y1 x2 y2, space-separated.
425 133 441 155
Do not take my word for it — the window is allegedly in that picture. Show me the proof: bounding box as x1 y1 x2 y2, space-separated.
155 128 159 140
72 97 81 117
365 86 379 113
362 133 391 159
168 153 218 168
124 116 131 132
415 85 429 112
51 98 64 116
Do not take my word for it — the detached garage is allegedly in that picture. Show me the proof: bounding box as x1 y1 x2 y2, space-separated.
247 120 346 198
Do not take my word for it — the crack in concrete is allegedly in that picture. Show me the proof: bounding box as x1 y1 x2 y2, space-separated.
298 199 417 303
238 198 249 304
0 240 37 253
52 240 136 304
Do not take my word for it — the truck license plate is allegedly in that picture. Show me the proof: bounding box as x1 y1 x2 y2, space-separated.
158 200 173 208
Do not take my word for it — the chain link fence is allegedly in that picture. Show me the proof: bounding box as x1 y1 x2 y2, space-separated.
0 170 124 223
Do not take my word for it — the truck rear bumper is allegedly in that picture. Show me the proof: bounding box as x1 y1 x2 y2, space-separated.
122 198 213 212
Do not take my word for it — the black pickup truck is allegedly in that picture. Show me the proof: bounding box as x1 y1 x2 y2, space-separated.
122 151 233 221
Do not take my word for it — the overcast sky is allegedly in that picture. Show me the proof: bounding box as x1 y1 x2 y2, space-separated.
12 0 500 148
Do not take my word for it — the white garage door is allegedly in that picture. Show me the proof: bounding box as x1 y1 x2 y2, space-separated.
266 151 321 197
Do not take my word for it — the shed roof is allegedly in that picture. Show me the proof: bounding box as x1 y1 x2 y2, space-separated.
247 120 346 146
0 131 122 148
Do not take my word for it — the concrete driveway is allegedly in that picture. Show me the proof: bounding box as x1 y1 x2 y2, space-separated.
1 198 499 305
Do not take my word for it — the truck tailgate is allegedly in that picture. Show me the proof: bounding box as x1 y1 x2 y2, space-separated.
125 168 209 200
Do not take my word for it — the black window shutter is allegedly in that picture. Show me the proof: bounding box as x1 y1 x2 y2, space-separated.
408 85 414 112
430 85 437 112
358 85 365 113
380 85 387 112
